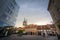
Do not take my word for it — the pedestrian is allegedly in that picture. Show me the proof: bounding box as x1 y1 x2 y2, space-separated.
43 33 45 37
43 33 46 40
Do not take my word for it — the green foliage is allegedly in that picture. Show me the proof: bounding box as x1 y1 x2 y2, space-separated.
18 30 23 34
18 30 23 36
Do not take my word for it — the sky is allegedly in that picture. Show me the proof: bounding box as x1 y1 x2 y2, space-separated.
15 0 53 27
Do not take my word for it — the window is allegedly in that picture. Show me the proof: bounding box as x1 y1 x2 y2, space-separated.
11 3 14 9
0 21 8 26
54 2 56 6
13 0 17 5
6 7 10 13
57 8 60 13
2 14 7 18
1 13 9 20
6 17 9 20
58 25 60 29
9 10 12 15
0 0 4 9
0 21 4 26
52 0 56 7
3 24 7 26
58 8 60 13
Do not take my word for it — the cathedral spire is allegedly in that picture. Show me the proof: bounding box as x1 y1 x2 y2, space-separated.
23 18 27 27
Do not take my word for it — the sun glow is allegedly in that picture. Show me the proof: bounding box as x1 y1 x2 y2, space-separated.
34 21 51 25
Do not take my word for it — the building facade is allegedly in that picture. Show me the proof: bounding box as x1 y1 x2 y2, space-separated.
24 24 56 35
48 0 60 34
24 24 38 35
0 0 19 27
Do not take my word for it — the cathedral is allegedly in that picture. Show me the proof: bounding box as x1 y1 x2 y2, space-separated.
23 18 27 27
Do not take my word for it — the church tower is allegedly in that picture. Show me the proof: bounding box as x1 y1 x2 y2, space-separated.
23 18 27 27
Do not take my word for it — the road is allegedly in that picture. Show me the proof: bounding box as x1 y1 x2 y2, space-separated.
0 34 58 40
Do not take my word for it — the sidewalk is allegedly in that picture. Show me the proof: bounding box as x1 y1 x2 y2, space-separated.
0 34 58 40
43 36 58 40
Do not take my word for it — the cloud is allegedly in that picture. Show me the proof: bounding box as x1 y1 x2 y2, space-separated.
15 0 52 27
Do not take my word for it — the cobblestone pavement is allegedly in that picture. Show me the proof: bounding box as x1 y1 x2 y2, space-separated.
0 34 58 40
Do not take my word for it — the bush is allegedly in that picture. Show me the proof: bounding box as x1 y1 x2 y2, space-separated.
18 30 23 36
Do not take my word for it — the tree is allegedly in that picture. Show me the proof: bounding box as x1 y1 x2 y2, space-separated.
18 30 23 36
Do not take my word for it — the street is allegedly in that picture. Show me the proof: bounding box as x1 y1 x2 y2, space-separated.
0 34 58 40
